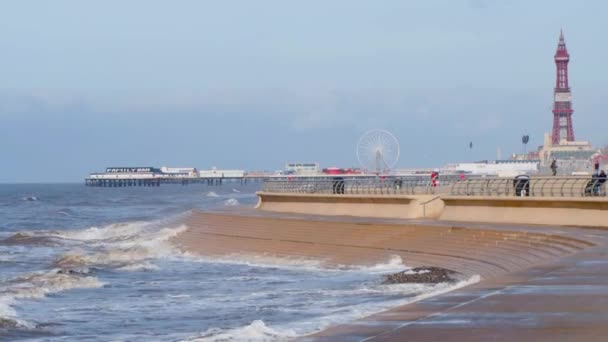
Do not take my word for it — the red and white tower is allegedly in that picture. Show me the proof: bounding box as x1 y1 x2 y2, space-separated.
552 29 575 144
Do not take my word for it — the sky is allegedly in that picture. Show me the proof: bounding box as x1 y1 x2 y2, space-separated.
1 0 607 182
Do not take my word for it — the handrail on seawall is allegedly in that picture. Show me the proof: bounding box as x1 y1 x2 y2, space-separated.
262 175 461 196
262 176 608 198
450 176 607 198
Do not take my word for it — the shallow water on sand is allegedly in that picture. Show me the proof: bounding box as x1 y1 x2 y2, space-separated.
0 184 477 341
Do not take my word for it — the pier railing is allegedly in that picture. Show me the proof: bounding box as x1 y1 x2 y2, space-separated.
263 176 608 198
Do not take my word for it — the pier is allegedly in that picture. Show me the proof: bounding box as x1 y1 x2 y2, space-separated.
84 176 268 187
84 166 270 187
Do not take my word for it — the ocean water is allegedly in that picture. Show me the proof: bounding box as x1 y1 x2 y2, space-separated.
0 184 478 341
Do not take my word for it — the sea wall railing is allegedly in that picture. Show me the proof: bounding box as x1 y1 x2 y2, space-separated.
450 176 606 197
262 176 608 198
262 176 459 195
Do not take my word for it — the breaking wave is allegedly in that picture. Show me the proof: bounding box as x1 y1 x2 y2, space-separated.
54 221 152 241
184 253 327 272
181 273 480 341
1 215 189 271
0 213 194 333
344 255 408 273
0 232 64 246
0 270 104 328
185 254 408 274
224 198 239 206
53 224 187 269
0 317 21 329
182 320 296 342
298 274 481 338
116 261 160 272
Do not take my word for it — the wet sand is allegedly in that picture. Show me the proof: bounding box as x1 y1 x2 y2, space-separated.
173 210 607 341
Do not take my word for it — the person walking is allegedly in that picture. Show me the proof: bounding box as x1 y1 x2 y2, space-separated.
550 159 557 176
592 162 602 195
598 170 607 196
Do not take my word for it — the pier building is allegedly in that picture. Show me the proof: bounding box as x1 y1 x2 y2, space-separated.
284 162 321 175
443 159 540 177
85 166 253 187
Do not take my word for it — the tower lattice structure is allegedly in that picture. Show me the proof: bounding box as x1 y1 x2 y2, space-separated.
552 30 575 145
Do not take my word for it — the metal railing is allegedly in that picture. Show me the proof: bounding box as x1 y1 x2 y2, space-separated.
262 176 608 198
450 176 607 197
262 176 459 195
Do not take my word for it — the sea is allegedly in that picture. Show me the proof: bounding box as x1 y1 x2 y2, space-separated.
0 183 478 341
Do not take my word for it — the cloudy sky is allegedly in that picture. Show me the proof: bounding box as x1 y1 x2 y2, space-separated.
1 0 607 182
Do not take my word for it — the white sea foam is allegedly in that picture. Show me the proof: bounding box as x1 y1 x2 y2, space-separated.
0 270 104 328
232 189 241 193
206 192 219 198
3 217 189 272
55 221 146 241
55 224 188 269
17 212 191 245
295 274 482 337
2 221 150 246
182 253 411 275
181 273 478 340
183 320 296 342
403 269 430 275
342 255 408 274
167 294 191 299
116 262 160 272
224 198 239 206
4 270 104 299
183 253 328 272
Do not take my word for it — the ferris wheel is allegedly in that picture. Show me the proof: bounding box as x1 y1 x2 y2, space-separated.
356 129 400 173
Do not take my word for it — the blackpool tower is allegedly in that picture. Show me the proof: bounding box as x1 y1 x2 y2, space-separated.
552 30 575 144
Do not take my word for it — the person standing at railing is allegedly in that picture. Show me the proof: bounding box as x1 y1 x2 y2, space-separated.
592 163 606 196
586 163 603 196
598 170 607 196
431 170 439 188
550 159 558 176
394 178 402 190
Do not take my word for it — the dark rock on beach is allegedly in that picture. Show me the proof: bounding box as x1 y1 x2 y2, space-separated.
382 267 458 284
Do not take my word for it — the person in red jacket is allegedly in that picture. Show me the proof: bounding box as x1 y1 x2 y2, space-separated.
430 170 439 187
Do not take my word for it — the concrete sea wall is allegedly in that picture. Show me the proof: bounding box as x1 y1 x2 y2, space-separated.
256 191 608 228
173 211 593 279
171 193 608 341
440 196 608 227
255 192 445 220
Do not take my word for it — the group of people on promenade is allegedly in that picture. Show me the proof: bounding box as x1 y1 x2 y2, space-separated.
551 159 606 195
